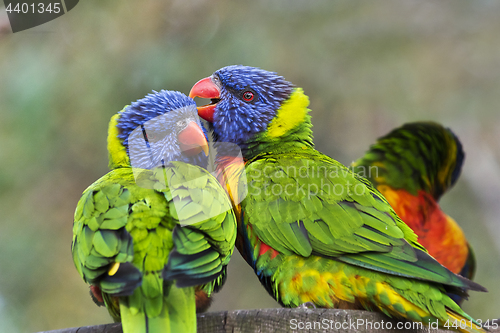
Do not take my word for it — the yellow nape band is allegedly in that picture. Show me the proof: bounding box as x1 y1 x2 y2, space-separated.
108 262 120 276
266 88 310 138
107 109 131 169
438 135 457 188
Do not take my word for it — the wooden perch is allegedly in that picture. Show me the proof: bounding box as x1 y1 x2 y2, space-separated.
37 308 500 333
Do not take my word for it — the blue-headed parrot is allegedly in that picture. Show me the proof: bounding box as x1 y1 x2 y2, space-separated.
72 90 236 333
188 65 486 333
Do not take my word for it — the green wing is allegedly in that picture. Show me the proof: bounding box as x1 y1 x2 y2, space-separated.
161 161 237 293
242 150 484 291
72 168 148 299
72 167 171 329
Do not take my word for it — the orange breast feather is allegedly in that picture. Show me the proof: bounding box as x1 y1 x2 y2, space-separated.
377 185 468 274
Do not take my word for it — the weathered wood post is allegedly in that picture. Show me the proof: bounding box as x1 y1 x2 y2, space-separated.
36 309 500 333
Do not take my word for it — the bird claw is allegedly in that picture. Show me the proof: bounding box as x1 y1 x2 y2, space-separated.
299 302 316 309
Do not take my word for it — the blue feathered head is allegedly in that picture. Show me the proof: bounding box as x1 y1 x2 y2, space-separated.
112 90 209 169
190 65 294 146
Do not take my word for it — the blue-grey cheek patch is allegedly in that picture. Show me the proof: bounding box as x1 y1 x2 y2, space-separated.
128 105 203 170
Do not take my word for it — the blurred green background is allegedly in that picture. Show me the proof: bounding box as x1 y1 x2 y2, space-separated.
1 1 500 332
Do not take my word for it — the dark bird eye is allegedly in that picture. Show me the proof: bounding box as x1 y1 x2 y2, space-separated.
242 91 254 102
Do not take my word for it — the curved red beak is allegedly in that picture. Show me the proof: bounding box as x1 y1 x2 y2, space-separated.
177 121 209 156
189 77 220 123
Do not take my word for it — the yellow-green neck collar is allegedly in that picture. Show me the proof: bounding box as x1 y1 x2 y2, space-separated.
265 87 310 139
107 109 131 169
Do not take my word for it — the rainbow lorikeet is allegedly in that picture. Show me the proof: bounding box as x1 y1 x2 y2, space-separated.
72 91 236 333
352 122 475 304
189 65 486 333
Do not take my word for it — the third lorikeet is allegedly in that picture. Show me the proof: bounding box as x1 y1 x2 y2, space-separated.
72 90 236 333
352 122 475 304
189 65 486 333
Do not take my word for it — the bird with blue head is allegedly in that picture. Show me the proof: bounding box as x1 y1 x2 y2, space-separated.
189 65 486 333
72 90 237 333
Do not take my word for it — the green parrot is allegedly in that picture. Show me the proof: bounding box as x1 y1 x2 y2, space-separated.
189 66 487 333
72 90 236 333
352 122 475 305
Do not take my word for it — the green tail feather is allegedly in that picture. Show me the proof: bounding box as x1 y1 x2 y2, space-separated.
119 299 151 333
337 248 486 293
165 286 196 333
119 286 196 333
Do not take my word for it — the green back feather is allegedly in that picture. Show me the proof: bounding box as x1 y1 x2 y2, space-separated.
72 164 236 332
234 90 483 295
242 149 484 293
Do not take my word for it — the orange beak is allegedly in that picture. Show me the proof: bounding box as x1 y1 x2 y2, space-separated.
177 122 209 156
189 77 220 123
